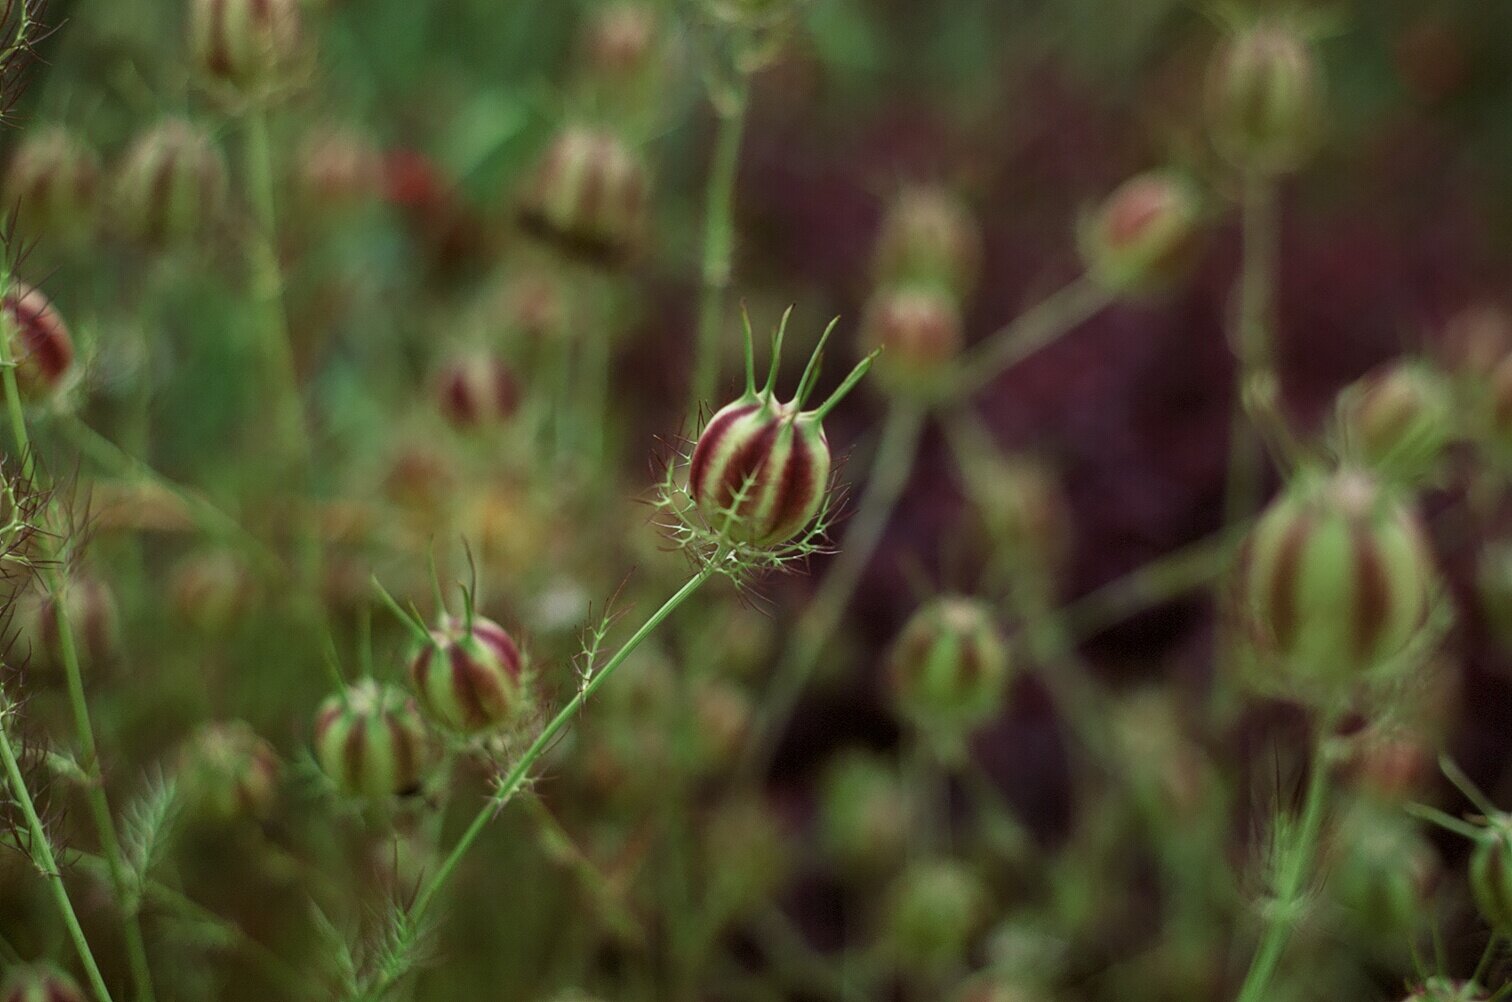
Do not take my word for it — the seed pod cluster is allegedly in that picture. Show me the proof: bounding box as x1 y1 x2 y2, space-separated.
189 0 303 94
114 120 227 245
436 352 521 430
1080 169 1205 296
409 613 529 733
177 720 282 823
0 965 87 1002
1 281 76 397
888 596 1011 738
1206 20 1325 174
518 125 649 267
313 680 433 799
4 126 100 243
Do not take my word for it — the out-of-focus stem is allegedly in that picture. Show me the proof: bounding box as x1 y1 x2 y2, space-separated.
689 75 751 414
955 277 1111 397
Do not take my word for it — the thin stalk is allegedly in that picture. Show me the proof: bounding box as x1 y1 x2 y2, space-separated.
688 76 751 414
0 278 157 1002
742 403 927 777
361 563 719 1000
0 696 114 1002
954 277 1111 397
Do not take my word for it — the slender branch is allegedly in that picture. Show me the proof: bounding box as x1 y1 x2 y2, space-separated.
954 276 1111 397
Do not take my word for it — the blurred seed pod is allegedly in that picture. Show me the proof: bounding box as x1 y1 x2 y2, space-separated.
1438 304 1512 381
1328 800 1439 949
872 186 982 301
188 0 303 95
1109 690 1219 822
1 281 75 398
701 795 789 916
312 679 435 799
1332 361 1454 486
0 964 86 1002
888 596 1011 740
577 2 659 86
114 120 228 245
689 677 752 773
489 268 569 342
1470 821 1512 935
15 574 119 676
4 126 100 245
294 125 385 210
1079 169 1206 296
1205 19 1324 175
967 454 1073 595
817 749 912 874
436 351 521 430
409 614 530 733
1338 724 1433 803
176 719 282 823
884 859 987 976
517 125 649 267
1237 468 1437 698
381 444 461 521
169 549 258 633
861 284 963 399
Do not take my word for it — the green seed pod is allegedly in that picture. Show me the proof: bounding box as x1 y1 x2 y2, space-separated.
968 454 1073 590
1239 468 1436 694
0 964 86 1002
408 614 528 733
1080 169 1206 296
818 750 911 873
872 186 982 301
1470 822 1512 935
861 284 963 399
1333 361 1454 484
885 859 986 975
313 680 434 799
188 0 303 94
4 126 100 244
1206 20 1324 174
888 597 1011 737
1329 801 1439 949
177 720 281 823
114 120 227 245
517 125 649 267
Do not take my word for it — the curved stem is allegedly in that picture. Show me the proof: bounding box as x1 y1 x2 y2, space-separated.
689 76 751 414
954 277 1111 397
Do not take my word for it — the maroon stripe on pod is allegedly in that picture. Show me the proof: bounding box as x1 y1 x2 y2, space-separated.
1266 512 1313 654
312 702 344 742
251 0 271 21
689 403 759 500
342 717 368 791
1349 523 1390 665
206 0 233 77
445 369 476 425
768 425 817 541
386 713 417 792
473 620 523 678
718 415 781 511
410 643 435 690
447 644 489 727
146 143 178 243
47 983 78 1002
957 631 984 681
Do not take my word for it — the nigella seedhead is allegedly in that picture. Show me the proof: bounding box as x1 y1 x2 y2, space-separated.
176 719 281 823
1079 169 1207 296
1 280 75 399
1206 16 1325 175
435 351 521 431
860 284 963 400
409 613 530 735
872 185 982 302
887 596 1011 741
113 119 227 246
312 679 435 800
0 964 87 1002
1331 360 1454 486
4 125 99 245
517 124 649 268
675 308 877 564
188 0 303 99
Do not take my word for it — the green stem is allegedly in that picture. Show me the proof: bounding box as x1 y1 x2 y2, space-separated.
0 696 114 1002
0 275 156 1002
1233 726 1334 1002
362 563 718 1000
689 77 751 414
954 277 1111 397
742 403 927 777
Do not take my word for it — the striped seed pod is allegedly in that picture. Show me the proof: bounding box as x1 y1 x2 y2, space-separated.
409 614 528 733
177 720 281 823
818 750 911 873
0 965 86 1002
4 126 100 243
1333 361 1453 484
1239 468 1436 692
872 186 982 300
888 597 1010 736
313 680 433 799
1470 822 1512 934
861 284 963 398
517 125 648 266
436 352 521 430
1206 20 1324 175
884 860 987 975
189 0 303 93
170 550 256 633
688 312 876 548
1080 169 1205 296
114 120 227 245
18 575 117 676
1 281 75 397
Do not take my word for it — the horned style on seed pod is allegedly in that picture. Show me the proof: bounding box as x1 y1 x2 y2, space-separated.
1238 467 1437 697
517 124 649 267
872 186 982 301
1080 169 1206 296
4 126 100 244
436 351 522 430
176 720 281 823
861 284 963 399
1333 361 1453 485
313 679 434 799
188 0 303 94
408 609 530 734
114 119 228 245
1470 818 1512 934
888 596 1011 738
687 310 877 549
0 964 87 1002
1 281 75 397
1206 18 1324 175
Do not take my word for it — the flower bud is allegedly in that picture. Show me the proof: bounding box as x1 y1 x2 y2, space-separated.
1238 468 1437 694
1080 170 1205 295
189 0 303 94
313 680 433 798
169 550 256 633
872 186 981 300
1206 21 1324 174
1333 361 1454 484
436 352 521 430
1 965 86 1002
885 860 986 975
861 284 963 398
4 126 100 244
114 120 227 245
889 596 1011 737
177 720 281 823
1 281 75 397
818 750 911 873
17 574 118 675
1470 821 1512 934
518 125 648 266
409 614 529 733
